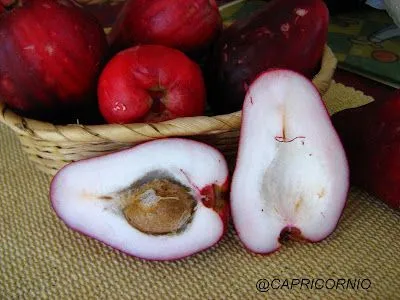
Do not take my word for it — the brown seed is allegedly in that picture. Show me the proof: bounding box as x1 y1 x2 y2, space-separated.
123 179 196 234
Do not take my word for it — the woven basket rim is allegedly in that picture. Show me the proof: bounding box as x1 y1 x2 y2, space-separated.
0 45 337 143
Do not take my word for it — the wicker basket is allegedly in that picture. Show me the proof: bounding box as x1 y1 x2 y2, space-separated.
0 45 337 175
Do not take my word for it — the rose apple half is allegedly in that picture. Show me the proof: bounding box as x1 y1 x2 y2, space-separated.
50 138 230 261
98 45 206 124
0 0 108 120
109 0 222 55
231 69 349 254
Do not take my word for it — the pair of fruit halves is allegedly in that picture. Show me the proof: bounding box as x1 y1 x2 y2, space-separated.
50 70 349 261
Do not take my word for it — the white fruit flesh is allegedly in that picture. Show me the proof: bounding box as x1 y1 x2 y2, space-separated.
231 70 349 254
50 139 228 260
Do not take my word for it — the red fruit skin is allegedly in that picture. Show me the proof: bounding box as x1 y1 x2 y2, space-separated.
332 89 400 210
207 0 329 114
0 0 108 120
108 0 222 54
98 45 206 124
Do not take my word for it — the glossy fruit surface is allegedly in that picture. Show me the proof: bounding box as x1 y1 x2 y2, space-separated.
0 0 108 120
207 0 329 113
109 0 222 54
98 45 206 124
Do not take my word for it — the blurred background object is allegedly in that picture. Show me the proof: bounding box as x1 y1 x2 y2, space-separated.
327 0 400 27
366 0 386 9
323 0 366 14
383 0 400 27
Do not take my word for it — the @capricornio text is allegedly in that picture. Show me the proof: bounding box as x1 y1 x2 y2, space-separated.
256 278 371 292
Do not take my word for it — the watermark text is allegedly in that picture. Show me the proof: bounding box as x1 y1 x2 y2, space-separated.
256 278 371 292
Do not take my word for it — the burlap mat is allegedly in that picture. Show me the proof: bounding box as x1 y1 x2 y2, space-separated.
1 83 399 299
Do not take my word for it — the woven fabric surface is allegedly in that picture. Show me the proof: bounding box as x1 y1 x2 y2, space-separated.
1 83 399 299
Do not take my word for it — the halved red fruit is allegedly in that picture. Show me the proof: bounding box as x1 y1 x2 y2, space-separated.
50 139 229 261
231 69 349 254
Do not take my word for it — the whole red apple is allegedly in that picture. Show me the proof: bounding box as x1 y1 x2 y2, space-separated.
98 45 206 124
108 0 222 54
0 0 108 121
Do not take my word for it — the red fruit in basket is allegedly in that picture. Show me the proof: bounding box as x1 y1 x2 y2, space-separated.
98 45 206 124
0 0 108 120
207 0 329 114
109 0 222 54
231 70 349 254
332 89 400 210
50 138 230 261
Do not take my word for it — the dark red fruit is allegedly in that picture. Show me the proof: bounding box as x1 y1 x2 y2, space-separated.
108 0 222 55
207 0 329 114
0 0 108 121
332 89 400 210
